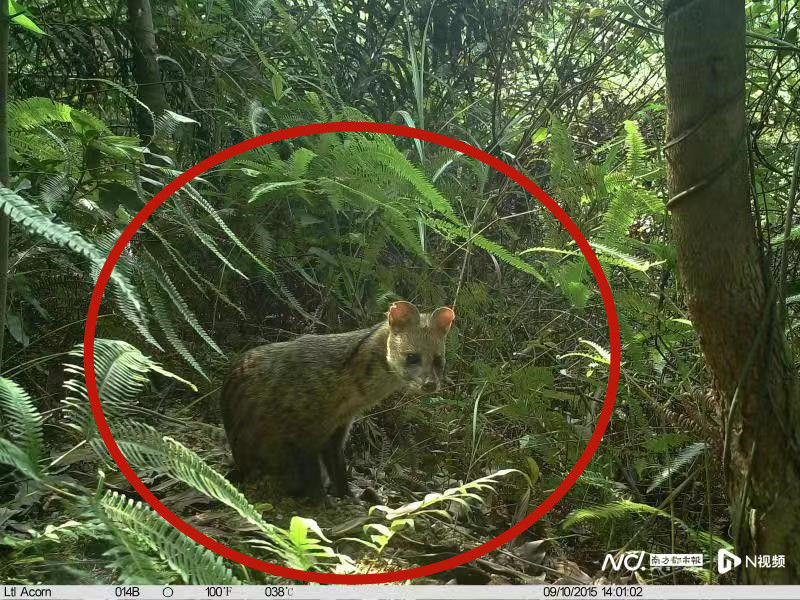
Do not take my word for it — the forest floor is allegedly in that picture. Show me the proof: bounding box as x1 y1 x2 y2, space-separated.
158 385 598 585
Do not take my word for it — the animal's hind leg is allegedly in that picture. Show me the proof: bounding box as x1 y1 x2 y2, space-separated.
228 437 256 482
287 447 325 500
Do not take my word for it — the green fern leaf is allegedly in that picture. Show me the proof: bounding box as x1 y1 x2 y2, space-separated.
0 187 149 336
147 262 224 356
249 180 308 204
563 499 666 530
0 437 43 481
62 339 196 438
94 234 163 350
552 259 590 308
327 134 459 221
0 378 44 467
287 147 317 178
647 442 708 493
8 98 74 130
548 116 579 190
109 422 302 559
426 217 545 282
101 491 239 584
179 181 271 274
98 418 335 570
171 206 247 280
590 242 664 272
562 499 730 552
142 273 208 379
318 177 424 257
101 514 167 584
623 120 646 179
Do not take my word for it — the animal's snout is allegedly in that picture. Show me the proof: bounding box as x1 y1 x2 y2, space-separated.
422 379 438 392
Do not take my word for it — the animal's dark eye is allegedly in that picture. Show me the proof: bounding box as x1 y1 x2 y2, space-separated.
405 353 421 365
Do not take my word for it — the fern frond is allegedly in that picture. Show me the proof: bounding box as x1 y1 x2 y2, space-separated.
101 491 239 584
548 116 578 190
592 182 664 273
147 262 224 356
249 179 308 204
559 338 611 365
101 514 167 584
39 173 72 209
39 123 74 172
426 217 545 282
371 468 519 521
563 499 664 529
110 422 299 557
0 187 149 333
623 120 646 179
287 147 318 178
172 205 247 280
105 421 335 570
646 442 708 493
339 106 373 123
247 99 273 136
0 437 43 481
253 224 276 262
304 91 332 123
552 259 590 308
62 339 196 438
341 136 459 221
8 98 74 130
142 224 207 295
9 130 72 162
0 378 44 467
94 233 162 350
179 182 270 274
261 267 320 324
80 77 155 133
231 152 283 177
318 177 423 257
142 272 208 379
597 186 640 243
152 110 199 148
590 242 664 272
562 499 730 552
144 224 244 316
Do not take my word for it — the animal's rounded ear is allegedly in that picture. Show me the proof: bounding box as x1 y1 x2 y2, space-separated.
387 301 420 330
432 307 455 334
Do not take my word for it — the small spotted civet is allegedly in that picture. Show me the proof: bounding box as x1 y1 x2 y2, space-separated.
220 301 455 499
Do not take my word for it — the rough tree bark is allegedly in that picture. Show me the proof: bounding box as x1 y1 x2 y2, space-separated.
127 0 166 142
0 0 12 371
664 0 800 583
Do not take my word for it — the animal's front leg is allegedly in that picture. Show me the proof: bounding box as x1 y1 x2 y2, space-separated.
321 422 352 498
287 447 325 500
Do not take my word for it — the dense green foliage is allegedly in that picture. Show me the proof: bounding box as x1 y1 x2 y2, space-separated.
1 0 799 586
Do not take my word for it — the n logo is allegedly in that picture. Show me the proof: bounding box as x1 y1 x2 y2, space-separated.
717 548 741 574
601 552 646 572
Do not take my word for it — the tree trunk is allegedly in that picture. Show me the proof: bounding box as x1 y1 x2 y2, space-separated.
664 0 800 583
0 0 12 371
127 0 166 142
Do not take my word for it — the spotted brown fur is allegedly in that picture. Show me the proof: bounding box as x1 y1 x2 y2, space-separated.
220 301 455 500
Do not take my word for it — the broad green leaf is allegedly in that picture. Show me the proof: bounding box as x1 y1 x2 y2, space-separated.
9 1 44 35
